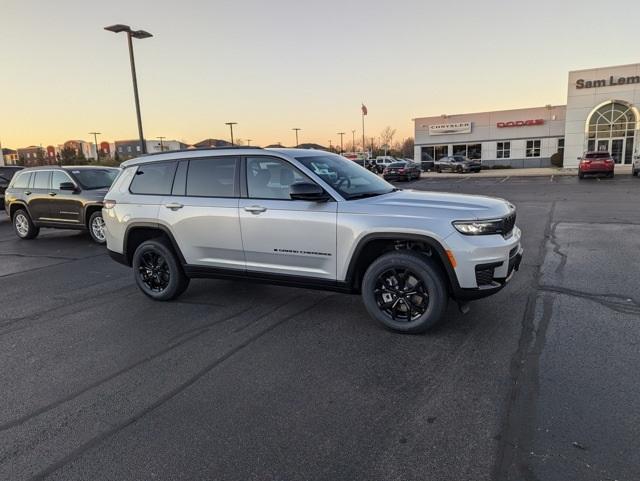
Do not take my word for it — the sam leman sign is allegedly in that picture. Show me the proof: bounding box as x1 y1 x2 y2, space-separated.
428 122 472 135
576 75 640 89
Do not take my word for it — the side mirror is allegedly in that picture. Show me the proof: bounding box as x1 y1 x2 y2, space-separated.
59 182 77 191
289 182 329 202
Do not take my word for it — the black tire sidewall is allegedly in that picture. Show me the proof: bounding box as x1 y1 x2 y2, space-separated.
133 240 188 301
361 251 448 333
88 211 106 244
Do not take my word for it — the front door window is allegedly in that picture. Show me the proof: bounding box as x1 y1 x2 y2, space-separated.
587 102 638 164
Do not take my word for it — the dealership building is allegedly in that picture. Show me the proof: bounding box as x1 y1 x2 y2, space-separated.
414 63 640 168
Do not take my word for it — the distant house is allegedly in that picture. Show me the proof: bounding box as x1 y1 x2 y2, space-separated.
193 139 232 149
99 141 111 159
62 140 95 160
146 139 189 154
2 148 19 165
114 140 143 159
17 146 47 166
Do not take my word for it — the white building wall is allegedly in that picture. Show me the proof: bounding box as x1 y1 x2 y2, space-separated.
564 63 640 168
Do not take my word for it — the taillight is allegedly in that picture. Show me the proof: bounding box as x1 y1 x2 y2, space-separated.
581 160 591 164
103 199 117 209
399 168 406 173
605 159 614 164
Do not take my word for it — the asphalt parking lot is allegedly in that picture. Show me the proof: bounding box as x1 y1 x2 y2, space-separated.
1 173 639 481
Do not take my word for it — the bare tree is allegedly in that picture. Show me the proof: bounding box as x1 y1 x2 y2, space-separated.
380 127 396 151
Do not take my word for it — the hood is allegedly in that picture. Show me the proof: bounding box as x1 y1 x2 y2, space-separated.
340 189 514 221
83 187 110 200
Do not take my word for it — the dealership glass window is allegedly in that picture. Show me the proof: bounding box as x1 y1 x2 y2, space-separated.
130 161 178 195
557 139 564 155
187 157 239 197
452 144 481 159
423 145 448 160
497 142 511 158
452 144 467 157
526 140 541 157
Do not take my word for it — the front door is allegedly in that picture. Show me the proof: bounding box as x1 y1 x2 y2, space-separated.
611 139 624 164
597 138 628 164
47 170 83 224
27 170 52 222
239 156 337 280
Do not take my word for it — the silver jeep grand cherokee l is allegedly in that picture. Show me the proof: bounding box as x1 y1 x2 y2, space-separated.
103 148 523 333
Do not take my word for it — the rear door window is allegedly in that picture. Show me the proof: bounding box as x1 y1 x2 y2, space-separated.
129 162 178 195
186 157 239 197
33 171 51 189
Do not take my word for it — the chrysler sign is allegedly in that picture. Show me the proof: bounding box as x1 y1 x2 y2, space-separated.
428 122 472 135
497 119 544 128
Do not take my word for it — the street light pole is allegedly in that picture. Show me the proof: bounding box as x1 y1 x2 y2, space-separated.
337 132 345 154
292 128 301 147
157 136 166 152
104 24 152 155
328 140 332 151
225 122 237 146
89 132 101 161
352 130 356 152
246 139 252 146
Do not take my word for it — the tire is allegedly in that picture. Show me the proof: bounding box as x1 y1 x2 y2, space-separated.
633 169 638 177
132 239 190 301
608 172 614 178
12 208 39 240
435 166 441 173
578 172 585 179
456 166 463 174
88 211 107 244
361 250 448 334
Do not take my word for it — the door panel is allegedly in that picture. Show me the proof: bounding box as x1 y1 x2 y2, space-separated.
47 170 83 224
27 171 52 222
159 157 245 270
611 139 624 164
239 156 337 279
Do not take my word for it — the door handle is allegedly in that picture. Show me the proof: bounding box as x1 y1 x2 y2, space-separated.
164 203 184 211
48 192 57 197
244 205 267 214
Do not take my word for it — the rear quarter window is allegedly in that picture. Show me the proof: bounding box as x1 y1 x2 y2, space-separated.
11 172 31 189
129 162 177 195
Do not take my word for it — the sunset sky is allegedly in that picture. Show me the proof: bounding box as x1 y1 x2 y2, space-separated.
1 0 639 149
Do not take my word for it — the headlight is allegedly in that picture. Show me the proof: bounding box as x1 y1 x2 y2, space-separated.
452 219 503 235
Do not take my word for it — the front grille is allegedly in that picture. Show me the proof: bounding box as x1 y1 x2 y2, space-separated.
501 212 516 237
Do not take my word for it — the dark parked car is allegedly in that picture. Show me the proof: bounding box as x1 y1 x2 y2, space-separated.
0 166 24 202
382 161 421 181
578 151 615 179
435 155 482 173
4 166 119 243
419 154 435 171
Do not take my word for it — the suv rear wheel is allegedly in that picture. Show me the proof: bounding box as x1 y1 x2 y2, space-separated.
361 250 448 333
132 239 190 301
88 211 107 244
13 209 39 240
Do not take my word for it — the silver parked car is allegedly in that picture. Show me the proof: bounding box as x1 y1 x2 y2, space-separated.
435 155 482 173
103 148 522 333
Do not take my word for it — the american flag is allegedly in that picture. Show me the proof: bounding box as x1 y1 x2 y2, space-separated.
361 104 368 116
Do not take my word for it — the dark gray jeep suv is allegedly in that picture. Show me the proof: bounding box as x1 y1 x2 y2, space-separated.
3 166 119 243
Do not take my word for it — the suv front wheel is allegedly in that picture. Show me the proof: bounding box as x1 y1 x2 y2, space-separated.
132 239 190 301
361 250 448 333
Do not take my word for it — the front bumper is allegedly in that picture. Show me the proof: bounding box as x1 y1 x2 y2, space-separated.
443 226 523 300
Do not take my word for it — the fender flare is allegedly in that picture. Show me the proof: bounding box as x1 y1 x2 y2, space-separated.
123 222 187 265
344 232 460 292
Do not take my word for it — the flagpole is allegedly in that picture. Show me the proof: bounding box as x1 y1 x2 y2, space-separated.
361 103 366 156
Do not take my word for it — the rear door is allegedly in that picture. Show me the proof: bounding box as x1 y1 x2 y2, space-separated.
158 156 245 270
28 170 52 221
238 156 337 280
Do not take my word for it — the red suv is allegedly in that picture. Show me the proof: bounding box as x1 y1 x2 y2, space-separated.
578 152 615 179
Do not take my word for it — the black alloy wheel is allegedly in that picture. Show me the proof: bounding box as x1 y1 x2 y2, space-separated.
374 268 429 322
138 250 171 293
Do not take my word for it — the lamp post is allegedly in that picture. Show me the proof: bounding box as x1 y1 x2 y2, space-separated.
292 128 301 147
89 132 101 161
351 130 356 152
104 24 152 155
157 136 166 152
337 132 345 154
225 122 237 146
328 140 332 151
246 139 252 146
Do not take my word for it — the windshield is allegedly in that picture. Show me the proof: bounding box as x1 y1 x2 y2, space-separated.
69 168 119 189
296 154 395 199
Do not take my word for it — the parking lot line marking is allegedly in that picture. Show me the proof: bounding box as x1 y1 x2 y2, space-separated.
456 176 470 182
499 176 510 183
597 177 601 182
550 175 554 182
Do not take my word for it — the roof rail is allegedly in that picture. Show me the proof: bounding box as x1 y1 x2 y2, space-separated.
139 146 264 157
